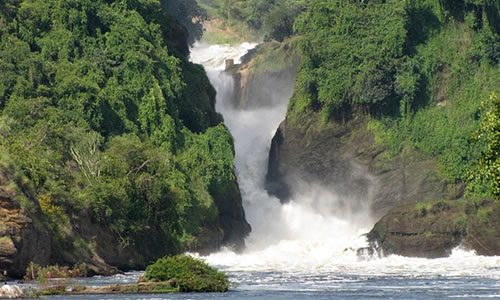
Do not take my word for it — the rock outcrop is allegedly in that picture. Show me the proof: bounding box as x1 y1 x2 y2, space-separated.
266 113 449 218
210 180 251 252
367 200 465 257
462 199 500 256
368 198 500 257
229 42 299 109
0 168 124 277
0 174 51 278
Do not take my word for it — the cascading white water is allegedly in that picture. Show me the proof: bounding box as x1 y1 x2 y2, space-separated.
190 42 375 269
189 43 500 278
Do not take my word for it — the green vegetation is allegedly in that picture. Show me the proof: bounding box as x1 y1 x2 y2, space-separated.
293 0 407 116
250 40 300 74
415 199 451 217
144 255 229 292
24 262 88 281
201 30 243 44
288 0 500 194
29 256 229 296
196 0 307 41
0 0 241 258
467 93 500 199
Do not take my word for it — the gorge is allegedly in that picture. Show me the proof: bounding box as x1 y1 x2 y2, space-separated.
1 0 500 298
188 40 500 299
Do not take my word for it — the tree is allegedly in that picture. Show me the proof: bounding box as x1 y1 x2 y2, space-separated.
264 1 305 42
468 93 500 199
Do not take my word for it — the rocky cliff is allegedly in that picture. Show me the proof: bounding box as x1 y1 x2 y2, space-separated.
228 40 461 253
0 180 51 278
0 166 148 277
0 160 249 278
266 113 449 218
229 42 299 109
261 0 500 258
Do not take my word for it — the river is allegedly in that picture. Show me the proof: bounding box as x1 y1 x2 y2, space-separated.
20 43 500 299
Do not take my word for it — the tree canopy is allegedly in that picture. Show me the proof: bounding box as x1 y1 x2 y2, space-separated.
0 0 241 254
285 0 499 194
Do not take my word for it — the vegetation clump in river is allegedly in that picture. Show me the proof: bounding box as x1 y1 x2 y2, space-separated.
26 255 229 297
24 262 88 281
143 255 229 292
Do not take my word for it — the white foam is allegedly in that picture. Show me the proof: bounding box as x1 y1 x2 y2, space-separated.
190 42 257 70
0 285 24 298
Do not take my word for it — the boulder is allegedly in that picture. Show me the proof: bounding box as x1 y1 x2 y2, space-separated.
368 199 500 257
367 200 465 257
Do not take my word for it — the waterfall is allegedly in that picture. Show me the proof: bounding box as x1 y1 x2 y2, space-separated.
189 43 498 276
190 43 375 271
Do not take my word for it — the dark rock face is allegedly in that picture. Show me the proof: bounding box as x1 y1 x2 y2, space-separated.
0 188 51 278
367 201 465 257
230 42 298 110
232 65 297 110
264 107 500 258
461 199 500 256
66 211 165 274
368 199 500 257
266 114 448 218
209 174 251 253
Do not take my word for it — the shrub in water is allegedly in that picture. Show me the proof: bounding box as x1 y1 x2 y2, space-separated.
144 255 229 292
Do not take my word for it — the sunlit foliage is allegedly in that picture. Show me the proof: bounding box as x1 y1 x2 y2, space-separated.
0 0 236 251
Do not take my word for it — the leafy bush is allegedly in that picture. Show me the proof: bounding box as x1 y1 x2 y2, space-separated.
144 255 229 292
467 93 500 200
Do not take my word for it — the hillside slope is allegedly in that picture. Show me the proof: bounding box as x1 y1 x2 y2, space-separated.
0 0 249 278
265 0 500 256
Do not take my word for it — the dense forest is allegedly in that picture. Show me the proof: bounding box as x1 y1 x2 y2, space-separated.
0 0 249 276
289 0 500 199
196 0 307 41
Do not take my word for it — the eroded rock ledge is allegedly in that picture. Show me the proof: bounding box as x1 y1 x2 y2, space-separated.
368 199 500 257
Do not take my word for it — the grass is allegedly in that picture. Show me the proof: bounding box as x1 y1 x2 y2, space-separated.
416 202 433 217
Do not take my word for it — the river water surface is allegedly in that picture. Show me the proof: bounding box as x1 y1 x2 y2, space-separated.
23 43 500 299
